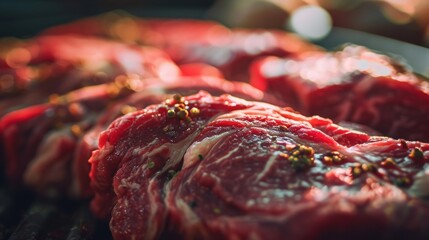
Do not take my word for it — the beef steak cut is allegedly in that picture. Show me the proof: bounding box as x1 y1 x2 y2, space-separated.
0 83 129 195
74 75 281 198
90 92 429 240
250 45 429 142
0 74 280 198
89 92 263 239
166 113 429 240
0 35 179 115
152 27 321 82
43 14 321 82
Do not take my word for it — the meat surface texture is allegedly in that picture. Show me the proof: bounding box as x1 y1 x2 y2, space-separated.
89 92 258 239
1 16 291 199
0 34 180 197
0 83 130 196
0 35 180 115
0 73 279 198
73 75 280 198
1 14 429 240
250 45 429 142
42 13 321 82
90 92 429 240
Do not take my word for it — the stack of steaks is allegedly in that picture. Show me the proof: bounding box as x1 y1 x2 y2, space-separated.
1 13 429 240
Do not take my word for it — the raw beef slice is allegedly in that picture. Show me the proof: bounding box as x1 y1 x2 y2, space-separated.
73 75 282 198
43 14 321 82
0 73 280 198
0 83 129 195
250 45 429 142
145 26 322 82
0 35 180 114
89 92 258 238
165 112 429 240
90 92 429 240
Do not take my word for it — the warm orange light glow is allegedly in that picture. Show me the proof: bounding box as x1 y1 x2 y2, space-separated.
6 47 31 68
110 17 140 43
0 74 15 92
380 0 417 16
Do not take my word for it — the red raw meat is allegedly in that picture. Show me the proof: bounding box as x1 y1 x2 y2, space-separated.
250 45 429 142
141 20 321 82
166 113 429 240
90 92 429 240
89 92 256 239
0 14 425 240
0 35 180 115
43 14 321 82
0 83 128 196
76 75 283 198
0 75 281 198
0 34 179 189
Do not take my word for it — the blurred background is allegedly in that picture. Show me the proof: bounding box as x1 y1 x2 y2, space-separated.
210 0 429 47
1 0 429 47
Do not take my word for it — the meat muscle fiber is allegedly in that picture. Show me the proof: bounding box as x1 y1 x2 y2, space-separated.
250 45 429 142
0 73 280 198
90 92 429 240
89 92 259 239
72 75 282 198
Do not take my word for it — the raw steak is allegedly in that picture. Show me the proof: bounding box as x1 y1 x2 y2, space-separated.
43 14 321 82
0 83 130 195
0 75 281 198
165 112 429 240
250 45 429 142
0 34 179 192
75 76 283 198
89 92 260 239
90 92 429 240
139 20 321 82
0 35 180 114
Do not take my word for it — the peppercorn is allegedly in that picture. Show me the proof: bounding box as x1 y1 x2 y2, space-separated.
173 94 184 103
147 161 155 169
323 151 344 164
361 163 377 172
392 176 411 187
408 147 424 161
286 144 315 171
381 158 396 167
167 109 175 118
177 109 189 119
190 107 200 117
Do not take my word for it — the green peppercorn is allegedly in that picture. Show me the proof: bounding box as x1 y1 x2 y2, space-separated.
352 166 362 177
286 144 315 171
147 161 155 169
362 163 376 172
177 109 189 119
167 109 175 118
190 107 200 117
